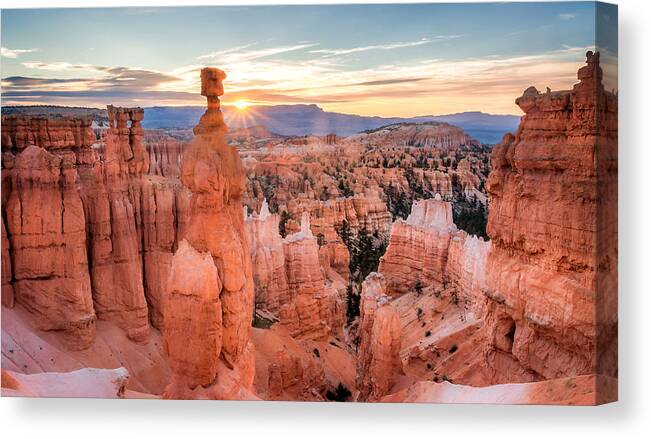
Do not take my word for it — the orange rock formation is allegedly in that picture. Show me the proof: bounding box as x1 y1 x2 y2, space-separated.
356 272 403 401
279 213 344 340
4 143 96 350
482 51 618 382
162 67 256 399
373 53 617 402
245 199 290 314
379 194 489 309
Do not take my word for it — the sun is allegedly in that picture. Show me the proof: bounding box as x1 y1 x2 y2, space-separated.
234 99 250 110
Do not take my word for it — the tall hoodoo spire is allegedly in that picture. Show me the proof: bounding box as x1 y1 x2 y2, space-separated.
194 67 228 136
163 67 255 398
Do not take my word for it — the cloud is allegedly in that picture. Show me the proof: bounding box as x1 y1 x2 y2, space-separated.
2 45 598 115
346 77 430 87
559 13 576 20
197 43 318 62
196 43 256 60
1 47 39 58
22 61 97 71
309 36 462 57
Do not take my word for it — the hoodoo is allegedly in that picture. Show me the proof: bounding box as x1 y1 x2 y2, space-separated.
85 106 150 343
482 51 618 382
163 68 257 399
245 199 290 315
356 272 403 401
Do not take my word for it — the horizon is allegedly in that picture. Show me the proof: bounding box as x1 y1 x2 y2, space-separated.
1 3 617 117
0 102 521 118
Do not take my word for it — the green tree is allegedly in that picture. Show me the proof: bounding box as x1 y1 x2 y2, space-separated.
279 210 292 238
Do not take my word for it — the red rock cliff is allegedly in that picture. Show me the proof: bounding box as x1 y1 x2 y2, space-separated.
356 272 403 401
1 112 189 346
483 51 617 381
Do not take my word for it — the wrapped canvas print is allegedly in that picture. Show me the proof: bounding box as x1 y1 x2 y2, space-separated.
0 2 617 405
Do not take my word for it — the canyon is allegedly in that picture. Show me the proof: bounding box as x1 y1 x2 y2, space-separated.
0 52 617 404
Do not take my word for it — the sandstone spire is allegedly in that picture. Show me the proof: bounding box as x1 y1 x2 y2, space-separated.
356 272 403 401
163 67 256 398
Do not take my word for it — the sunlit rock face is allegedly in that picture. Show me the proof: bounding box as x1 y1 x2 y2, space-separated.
245 204 346 340
375 53 616 393
357 122 479 150
3 144 96 350
356 272 403 401
163 240 223 387
163 67 257 399
279 213 344 341
284 190 393 279
83 106 150 343
483 51 618 382
1 115 96 150
245 199 290 315
379 194 491 313
140 177 190 330
145 130 185 179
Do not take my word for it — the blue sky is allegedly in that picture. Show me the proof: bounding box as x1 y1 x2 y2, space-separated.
0 3 617 116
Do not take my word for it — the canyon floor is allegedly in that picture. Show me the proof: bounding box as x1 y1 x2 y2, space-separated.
0 54 617 404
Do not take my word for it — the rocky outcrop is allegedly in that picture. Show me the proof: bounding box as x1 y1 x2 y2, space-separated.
357 122 479 150
163 240 223 387
251 325 356 402
445 233 490 314
245 199 290 314
145 131 185 179
245 204 346 339
356 272 403 401
379 195 457 294
379 195 490 310
81 106 150 343
285 189 392 279
4 145 96 350
1 102 192 346
1 115 96 151
482 51 618 381
279 213 343 340
140 178 190 329
266 349 326 401
163 67 256 399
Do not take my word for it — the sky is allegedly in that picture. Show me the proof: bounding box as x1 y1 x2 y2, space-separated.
0 2 617 116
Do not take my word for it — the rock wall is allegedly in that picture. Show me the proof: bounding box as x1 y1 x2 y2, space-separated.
163 67 256 399
279 213 343 340
356 272 403 401
379 196 456 296
285 189 392 279
1 217 13 308
379 194 489 307
244 199 289 314
3 144 96 350
82 106 150 343
373 53 616 391
482 51 618 381
1 115 96 150
140 177 190 329
1 110 189 346
145 130 185 179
